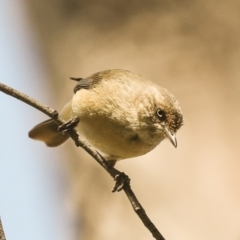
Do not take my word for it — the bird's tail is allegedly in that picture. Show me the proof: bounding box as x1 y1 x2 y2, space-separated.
29 119 69 147
29 101 72 147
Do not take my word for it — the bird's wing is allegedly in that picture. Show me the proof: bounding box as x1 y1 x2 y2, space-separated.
73 69 135 93
73 70 112 93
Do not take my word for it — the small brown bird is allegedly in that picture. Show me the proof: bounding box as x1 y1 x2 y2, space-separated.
29 69 183 163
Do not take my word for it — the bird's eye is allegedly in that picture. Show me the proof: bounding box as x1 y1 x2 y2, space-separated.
156 108 166 122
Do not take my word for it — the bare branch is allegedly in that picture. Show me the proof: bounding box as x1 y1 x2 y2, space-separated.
0 82 165 240
0 217 6 240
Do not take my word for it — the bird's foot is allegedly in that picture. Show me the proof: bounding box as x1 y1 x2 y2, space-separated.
58 116 80 133
112 172 130 192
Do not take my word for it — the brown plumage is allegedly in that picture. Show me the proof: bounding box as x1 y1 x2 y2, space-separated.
29 69 183 161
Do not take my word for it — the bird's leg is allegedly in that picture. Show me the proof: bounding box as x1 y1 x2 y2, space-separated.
58 116 80 133
107 160 117 168
106 161 131 192
112 172 130 192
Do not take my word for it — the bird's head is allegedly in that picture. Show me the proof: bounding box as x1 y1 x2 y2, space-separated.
153 87 183 147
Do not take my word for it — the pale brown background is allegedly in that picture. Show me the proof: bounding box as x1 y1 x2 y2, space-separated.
23 0 240 239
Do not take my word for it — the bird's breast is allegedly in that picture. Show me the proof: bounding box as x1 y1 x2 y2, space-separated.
75 115 164 160
71 88 165 160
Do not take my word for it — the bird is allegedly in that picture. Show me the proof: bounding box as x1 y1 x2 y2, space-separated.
29 69 183 166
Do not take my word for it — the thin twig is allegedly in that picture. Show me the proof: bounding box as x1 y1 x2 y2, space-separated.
0 217 6 240
0 82 165 240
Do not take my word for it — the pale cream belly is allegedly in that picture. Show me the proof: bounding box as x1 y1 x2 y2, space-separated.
76 116 162 160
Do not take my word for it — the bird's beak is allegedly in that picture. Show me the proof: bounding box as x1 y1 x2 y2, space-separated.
163 126 177 148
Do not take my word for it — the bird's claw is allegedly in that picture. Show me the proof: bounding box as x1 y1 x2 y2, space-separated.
58 116 80 133
112 172 130 192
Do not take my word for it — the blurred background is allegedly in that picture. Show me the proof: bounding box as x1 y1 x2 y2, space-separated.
1 0 240 239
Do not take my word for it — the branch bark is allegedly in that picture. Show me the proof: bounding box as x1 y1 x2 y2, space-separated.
0 218 6 240
0 82 165 240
